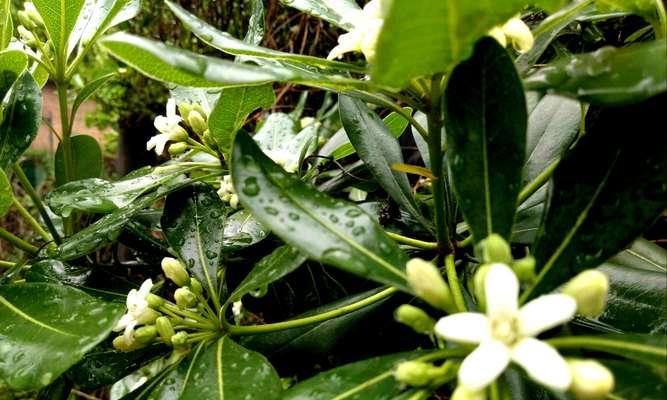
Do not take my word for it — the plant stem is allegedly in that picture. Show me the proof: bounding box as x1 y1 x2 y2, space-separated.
226 287 397 335
12 198 54 248
0 228 39 254
445 255 466 312
352 90 429 138
0 260 16 269
55 80 75 235
386 232 439 250
12 163 61 243
427 74 452 254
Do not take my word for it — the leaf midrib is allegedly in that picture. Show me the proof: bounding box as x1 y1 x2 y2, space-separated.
0 294 74 336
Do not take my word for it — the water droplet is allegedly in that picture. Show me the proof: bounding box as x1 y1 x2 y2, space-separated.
288 212 300 221
265 207 279 216
242 177 260 196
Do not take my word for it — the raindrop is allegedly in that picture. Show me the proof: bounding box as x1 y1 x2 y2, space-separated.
242 177 260 196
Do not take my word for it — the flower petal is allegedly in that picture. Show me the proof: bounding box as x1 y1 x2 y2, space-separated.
122 320 137 343
511 338 572 391
166 98 177 118
138 279 153 298
435 313 490 344
519 294 576 337
485 263 519 318
113 313 132 332
459 340 510 390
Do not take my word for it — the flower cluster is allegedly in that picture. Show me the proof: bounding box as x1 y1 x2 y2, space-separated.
147 98 212 157
16 2 52 59
327 0 389 62
217 174 239 209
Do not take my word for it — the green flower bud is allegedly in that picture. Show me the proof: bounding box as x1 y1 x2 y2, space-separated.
156 316 175 345
134 325 158 344
135 309 160 325
478 234 512 264
161 257 190 287
177 102 193 119
189 278 203 296
406 258 456 313
170 331 189 348
562 270 609 317
187 110 208 136
452 385 487 400
18 11 36 30
112 336 138 352
17 25 37 46
174 287 198 308
473 264 491 311
512 255 536 282
147 293 165 308
394 361 449 387
568 360 614 400
24 3 44 26
167 126 189 143
168 142 188 156
192 103 207 118
394 304 435 334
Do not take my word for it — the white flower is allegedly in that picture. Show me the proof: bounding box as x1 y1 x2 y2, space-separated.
488 16 534 53
264 148 298 173
154 98 182 135
148 98 187 155
435 263 576 391
114 279 156 343
327 0 388 62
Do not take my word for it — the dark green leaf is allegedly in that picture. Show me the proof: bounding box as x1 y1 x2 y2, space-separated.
232 131 410 291
279 0 361 30
0 283 122 390
339 96 427 229
162 183 225 304
512 187 547 244
0 169 11 217
524 39 667 105
32 0 85 55
0 50 28 98
608 238 667 272
525 94 667 300
445 38 527 242
604 360 667 400
54 134 102 187
71 73 115 119
549 334 666 367
223 208 270 252
0 72 42 169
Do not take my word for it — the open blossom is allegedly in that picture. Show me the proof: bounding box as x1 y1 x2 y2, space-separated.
327 0 389 62
147 98 187 155
435 263 576 391
113 279 157 344
488 16 534 53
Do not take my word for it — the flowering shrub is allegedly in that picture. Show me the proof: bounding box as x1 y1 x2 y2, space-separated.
0 0 666 399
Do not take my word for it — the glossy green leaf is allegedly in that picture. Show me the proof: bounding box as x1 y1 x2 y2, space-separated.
0 0 11 50
339 96 427 229
0 50 29 98
596 0 666 36
445 38 527 242
232 131 410 292
549 334 666 367
608 238 667 272
0 71 41 169
244 0 264 45
253 113 319 173
373 0 530 88
25 259 92 286
524 39 667 105
127 336 281 399
525 94 667 300
54 134 102 187
71 73 115 120
208 85 275 158
166 1 362 73
223 208 270 252
279 0 360 30
604 360 667 400
0 283 123 390
32 0 86 55
227 245 306 304
0 169 11 217
162 183 225 304
68 0 140 56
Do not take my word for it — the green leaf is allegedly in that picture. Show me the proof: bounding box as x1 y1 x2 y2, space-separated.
223 208 270 252
608 238 667 272
549 334 667 367
68 0 141 56
524 39 667 105
0 71 41 169
127 336 282 399
244 0 264 45
0 0 12 50
279 0 361 30
0 169 11 217
0 283 123 390
71 73 115 120
227 245 306 304
445 38 527 242
54 134 102 187
162 183 225 305
1 50 29 99
166 1 362 73
372 0 528 88
232 131 410 291
208 85 275 158
32 0 86 55
524 94 667 300
339 96 427 229
253 113 320 173
603 360 667 400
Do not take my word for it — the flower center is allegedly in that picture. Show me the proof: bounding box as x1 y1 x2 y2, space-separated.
490 314 520 346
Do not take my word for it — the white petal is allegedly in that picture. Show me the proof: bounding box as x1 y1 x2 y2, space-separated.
459 340 510 390
166 98 177 118
138 279 153 298
502 18 534 53
434 313 490 344
327 31 363 60
154 116 169 133
519 294 576 337
113 314 132 332
485 263 519 318
511 338 572 391
126 288 139 308
122 320 137 343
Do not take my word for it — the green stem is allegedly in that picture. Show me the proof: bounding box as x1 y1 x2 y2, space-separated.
55 80 74 235
12 198 54 248
653 0 666 38
0 260 16 269
386 232 438 250
226 287 397 335
0 228 39 254
352 90 429 138
161 303 218 326
12 163 61 243
427 74 452 254
445 255 466 312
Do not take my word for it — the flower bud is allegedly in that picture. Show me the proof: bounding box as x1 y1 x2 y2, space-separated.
24 2 44 26
134 325 158 344
167 126 189 143
189 278 203 296
478 234 512 264
17 25 37 46
177 102 193 119
568 360 614 400
168 142 188 156
394 304 435 334
502 17 534 53
452 385 487 400
112 336 138 352
135 308 160 325
394 361 436 386
187 110 208 136
147 293 165 308
171 331 189 348
562 270 609 317
18 11 37 30
174 287 198 308
229 194 240 209
156 316 175 345
473 264 491 311
192 103 207 118
161 257 190 287
512 255 535 282
406 258 456 313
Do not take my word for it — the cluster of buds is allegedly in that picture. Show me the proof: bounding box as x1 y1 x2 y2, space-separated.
112 257 218 352
217 175 239 208
148 98 214 157
16 2 52 58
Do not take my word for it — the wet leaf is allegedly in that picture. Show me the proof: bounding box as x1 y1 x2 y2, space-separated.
0 71 41 169
32 0 85 55
223 208 270 252
54 135 102 187
0 169 11 217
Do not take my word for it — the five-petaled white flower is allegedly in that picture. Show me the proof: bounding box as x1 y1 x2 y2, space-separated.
435 263 576 391
147 98 185 155
113 279 155 343
327 0 388 62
